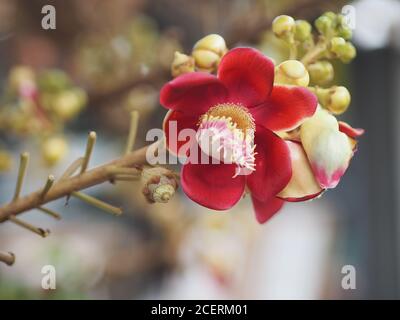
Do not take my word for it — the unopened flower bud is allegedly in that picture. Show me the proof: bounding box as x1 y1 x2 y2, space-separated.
192 50 220 72
340 42 356 63
330 36 346 53
272 15 296 40
323 11 337 20
275 60 309 87
41 136 68 166
315 86 351 115
52 88 87 121
294 20 312 42
315 15 333 36
171 51 195 77
192 34 227 72
141 167 178 203
193 34 227 56
336 14 353 40
330 37 356 63
307 61 334 85
0 150 12 172
337 26 352 40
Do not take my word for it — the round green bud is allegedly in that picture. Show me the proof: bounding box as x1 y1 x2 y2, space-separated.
294 20 312 41
307 61 334 85
323 11 337 20
315 15 333 35
337 25 352 40
336 14 353 40
329 37 346 55
272 15 296 40
330 37 356 63
318 86 351 115
340 42 356 63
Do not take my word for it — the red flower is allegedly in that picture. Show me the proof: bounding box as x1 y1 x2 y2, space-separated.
160 47 318 223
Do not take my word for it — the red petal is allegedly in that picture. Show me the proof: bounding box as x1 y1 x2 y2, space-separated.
181 157 246 210
218 47 274 108
339 121 365 138
251 195 284 224
163 110 199 156
160 72 228 115
252 85 317 132
247 126 292 201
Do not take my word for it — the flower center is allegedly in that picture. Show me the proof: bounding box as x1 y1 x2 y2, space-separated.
196 103 256 176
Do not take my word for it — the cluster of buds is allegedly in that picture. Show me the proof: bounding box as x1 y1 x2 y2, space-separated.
273 15 312 43
272 11 356 115
141 167 179 203
0 66 87 169
171 34 228 77
75 16 182 92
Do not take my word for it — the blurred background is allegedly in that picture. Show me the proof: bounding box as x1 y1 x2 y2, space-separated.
0 0 399 299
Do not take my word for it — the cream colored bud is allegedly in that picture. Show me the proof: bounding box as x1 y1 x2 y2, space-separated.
272 15 296 40
192 49 221 72
192 34 227 72
52 89 87 121
307 61 334 85
193 34 227 57
275 60 309 87
141 167 178 203
41 136 68 166
315 86 351 115
171 51 195 77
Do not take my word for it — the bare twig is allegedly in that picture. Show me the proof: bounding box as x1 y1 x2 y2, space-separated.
71 191 122 216
13 152 29 201
40 175 55 199
0 252 15 266
80 131 97 174
0 141 162 222
8 216 50 237
125 111 139 155
37 206 61 220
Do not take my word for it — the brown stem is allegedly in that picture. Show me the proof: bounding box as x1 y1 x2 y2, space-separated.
0 142 160 222
0 252 15 266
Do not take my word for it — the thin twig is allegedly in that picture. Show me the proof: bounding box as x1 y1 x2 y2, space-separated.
80 131 97 174
40 175 55 199
0 252 15 266
71 191 122 216
8 216 50 237
125 111 139 155
37 206 61 220
13 152 29 201
113 175 140 182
